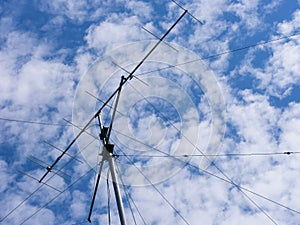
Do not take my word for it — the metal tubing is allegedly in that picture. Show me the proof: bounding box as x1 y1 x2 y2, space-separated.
106 76 125 142
87 158 105 223
108 154 127 225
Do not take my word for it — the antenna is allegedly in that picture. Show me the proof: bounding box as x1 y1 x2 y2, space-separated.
87 10 189 223
2 2 299 225
35 9 188 224
38 9 187 184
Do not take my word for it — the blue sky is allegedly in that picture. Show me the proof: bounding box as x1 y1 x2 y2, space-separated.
1 0 300 225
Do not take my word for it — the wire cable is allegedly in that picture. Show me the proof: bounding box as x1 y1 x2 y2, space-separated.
112 129 299 162
119 147 279 225
112 128 300 217
19 166 96 225
0 138 97 223
3 116 298 223
135 31 300 77
127 83 279 224
115 146 190 225
113 136 300 216
115 161 140 225
121 185 148 225
2 116 297 158
0 117 70 126
189 160 300 216
116 151 300 158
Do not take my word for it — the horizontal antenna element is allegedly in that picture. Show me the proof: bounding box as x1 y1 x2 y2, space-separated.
172 0 205 25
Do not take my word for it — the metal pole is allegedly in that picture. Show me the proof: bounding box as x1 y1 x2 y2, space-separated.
87 158 105 222
108 153 127 225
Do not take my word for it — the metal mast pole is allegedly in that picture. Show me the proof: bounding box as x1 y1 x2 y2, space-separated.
107 145 127 225
105 76 127 225
88 76 127 224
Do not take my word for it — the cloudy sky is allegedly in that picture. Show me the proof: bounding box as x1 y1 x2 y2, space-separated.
1 0 300 225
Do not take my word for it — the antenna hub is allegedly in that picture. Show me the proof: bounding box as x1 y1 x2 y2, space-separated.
106 144 114 154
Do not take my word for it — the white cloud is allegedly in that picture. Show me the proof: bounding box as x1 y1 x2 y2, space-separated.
278 103 300 153
1 1 300 225
0 29 77 115
233 9 300 97
186 0 229 44
278 10 300 35
0 27 81 225
85 15 148 53
39 0 104 23
228 0 261 30
0 160 14 193
229 90 279 145
125 0 153 19
70 190 88 218
267 40 300 94
214 88 300 224
260 10 300 96
0 16 14 40
41 15 66 32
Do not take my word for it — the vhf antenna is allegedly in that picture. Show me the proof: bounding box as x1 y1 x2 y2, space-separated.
38 6 190 225
38 8 187 185
87 10 188 224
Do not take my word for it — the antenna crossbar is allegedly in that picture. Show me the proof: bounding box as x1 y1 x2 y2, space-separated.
141 26 178 52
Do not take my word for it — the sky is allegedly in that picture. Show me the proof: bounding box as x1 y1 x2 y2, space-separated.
0 0 300 225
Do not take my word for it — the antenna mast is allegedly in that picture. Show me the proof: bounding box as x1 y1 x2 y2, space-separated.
88 75 127 224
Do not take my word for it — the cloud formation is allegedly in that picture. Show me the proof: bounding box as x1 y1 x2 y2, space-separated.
0 1 300 225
